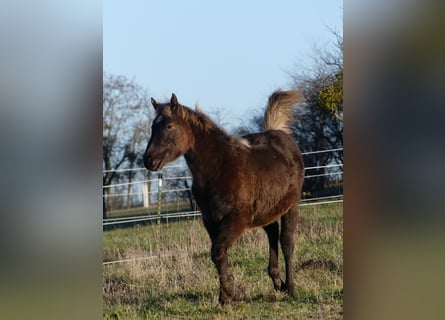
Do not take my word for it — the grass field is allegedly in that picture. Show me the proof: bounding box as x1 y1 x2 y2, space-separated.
103 203 343 319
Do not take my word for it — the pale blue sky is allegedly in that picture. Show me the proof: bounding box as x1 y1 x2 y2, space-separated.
104 0 342 128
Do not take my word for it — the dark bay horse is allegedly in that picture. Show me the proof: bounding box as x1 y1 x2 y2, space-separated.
143 90 304 305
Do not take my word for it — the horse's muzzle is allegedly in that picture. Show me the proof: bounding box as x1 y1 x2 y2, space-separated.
143 154 163 171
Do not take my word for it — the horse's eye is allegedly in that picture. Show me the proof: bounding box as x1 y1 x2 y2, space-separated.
166 123 174 130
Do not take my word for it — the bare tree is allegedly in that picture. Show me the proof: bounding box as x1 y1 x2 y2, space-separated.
103 73 152 218
231 110 263 136
233 32 343 198
290 32 343 196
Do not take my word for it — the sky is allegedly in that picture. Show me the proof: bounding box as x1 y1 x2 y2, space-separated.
104 0 342 129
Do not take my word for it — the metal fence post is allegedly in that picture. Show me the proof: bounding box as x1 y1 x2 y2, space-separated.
143 180 150 208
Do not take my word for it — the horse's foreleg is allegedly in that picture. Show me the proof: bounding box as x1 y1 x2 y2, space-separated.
263 221 283 290
211 242 234 305
210 219 245 305
280 206 298 296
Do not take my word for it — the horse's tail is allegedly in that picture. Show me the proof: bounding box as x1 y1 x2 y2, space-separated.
263 90 303 134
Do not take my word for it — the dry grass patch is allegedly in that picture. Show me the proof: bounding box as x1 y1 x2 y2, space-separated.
104 203 343 319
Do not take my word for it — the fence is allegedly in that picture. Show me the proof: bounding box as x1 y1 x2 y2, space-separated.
103 148 343 227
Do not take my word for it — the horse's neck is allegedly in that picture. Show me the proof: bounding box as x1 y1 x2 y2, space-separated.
184 127 231 183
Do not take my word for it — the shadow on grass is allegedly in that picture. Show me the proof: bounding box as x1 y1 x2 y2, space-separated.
248 292 284 303
248 291 318 304
248 286 343 305
297 258 342 273
169 291 214 302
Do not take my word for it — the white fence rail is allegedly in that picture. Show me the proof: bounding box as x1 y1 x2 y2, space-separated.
103 148 343 188
102 148 343 226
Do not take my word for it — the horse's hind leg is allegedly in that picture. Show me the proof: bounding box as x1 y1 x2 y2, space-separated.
263 221 283 290
280 206 299 295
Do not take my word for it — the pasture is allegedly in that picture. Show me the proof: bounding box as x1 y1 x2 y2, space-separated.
103 202 343 319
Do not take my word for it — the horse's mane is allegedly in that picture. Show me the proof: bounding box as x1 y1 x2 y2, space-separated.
157 102 225 134
182 105 220 133
157 101 249 148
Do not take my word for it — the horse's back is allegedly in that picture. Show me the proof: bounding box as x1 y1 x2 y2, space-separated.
243 130 303 173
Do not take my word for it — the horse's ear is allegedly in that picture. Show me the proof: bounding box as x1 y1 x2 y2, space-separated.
170 93 179 110
151 97 159 111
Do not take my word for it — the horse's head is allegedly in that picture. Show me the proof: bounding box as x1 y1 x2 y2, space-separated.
143 93 194 171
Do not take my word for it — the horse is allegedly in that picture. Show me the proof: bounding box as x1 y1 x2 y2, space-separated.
143 90 304 305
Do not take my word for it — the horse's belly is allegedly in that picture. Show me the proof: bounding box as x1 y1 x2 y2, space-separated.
250 185 299 227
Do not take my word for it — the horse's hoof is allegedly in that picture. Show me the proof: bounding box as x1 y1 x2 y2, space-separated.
219 297 230 306
273 279 284 291
218 287 245 305
219 291 232 306
287 286 295 296
280 282 295 295
280 282 295 296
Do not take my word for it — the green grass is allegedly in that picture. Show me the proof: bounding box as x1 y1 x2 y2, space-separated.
103 203 343 319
